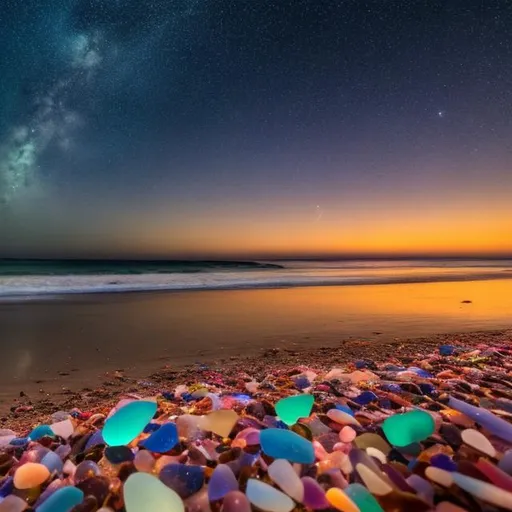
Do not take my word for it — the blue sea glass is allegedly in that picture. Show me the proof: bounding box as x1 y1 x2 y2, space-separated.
143 422 161 434
36 486 84 512
29 425 54 441
431 453 457 472
84 430 105 451
439 345 456 356
407 367 433 378
102 400 157 446
105 445 135 464
207 464 238 501
41 451 64 473
0 477 13 498
354 391 378 405
260 428 315 464
335 404 354 416
160 463 205 498
449 396 512 443
141 422 178 453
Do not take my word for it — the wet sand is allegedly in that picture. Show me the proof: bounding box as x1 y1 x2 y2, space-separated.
1 278 511 410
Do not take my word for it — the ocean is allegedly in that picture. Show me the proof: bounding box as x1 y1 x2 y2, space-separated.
1 258 512 297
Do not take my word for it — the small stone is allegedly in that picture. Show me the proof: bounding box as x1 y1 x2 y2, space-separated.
199 410 238 438
207 464 238 501
382 410 435 447
102 400 157 446
326 409 361 427
13 462 50 489
0 494 29 511
141 422 178 453
260 428 315 464
339 426 356 443
134 450 155 473
246 478 294 512
435 503 468 512
124 472 184 512
74 461 101 482
275 395 314 426
36 486 84 512
268 459 304 502
159 463 204 499
176 415 202 439
222 490 251 512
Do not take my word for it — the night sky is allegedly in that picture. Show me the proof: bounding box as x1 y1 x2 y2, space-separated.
1 0 511 258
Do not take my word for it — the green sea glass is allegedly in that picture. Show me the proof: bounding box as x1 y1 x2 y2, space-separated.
344 483 384 512
102 400 157 446
275 394 314 426
124 472 184 512
382 410 435 447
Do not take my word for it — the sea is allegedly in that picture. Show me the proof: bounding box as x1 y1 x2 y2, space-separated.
1 258 512 298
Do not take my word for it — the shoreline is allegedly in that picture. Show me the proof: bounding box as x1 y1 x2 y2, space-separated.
2 271 512 299
3 327 511 431
0 269 512 298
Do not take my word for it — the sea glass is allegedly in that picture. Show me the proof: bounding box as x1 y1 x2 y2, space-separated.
268 459 304 502
301 476 330 510
460 428 496 457
260 428 315 464
28 425 54 441
49 419 74 440
13 462 50 489
40 451 64 474
36 486 84 512
325 487 360 512
141 422 178 453
344 483 384 512
104 445 135 464
102 400 157 446
199 410 238 438
327 409 361 427
222 490 251 512
245 478 295 512
275 394 314 426
207 464 238 501
124 472 184 512
382 410 435 447
159 463 204 498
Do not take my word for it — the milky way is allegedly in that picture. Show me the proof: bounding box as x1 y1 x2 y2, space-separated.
1 0 511 257
0 32 103 207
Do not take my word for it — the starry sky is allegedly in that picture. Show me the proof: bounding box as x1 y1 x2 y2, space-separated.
1 0 511 259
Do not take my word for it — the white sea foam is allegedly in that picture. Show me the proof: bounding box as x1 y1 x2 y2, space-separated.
1 260 511 298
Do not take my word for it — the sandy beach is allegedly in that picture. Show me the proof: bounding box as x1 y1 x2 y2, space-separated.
1 277 512 426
